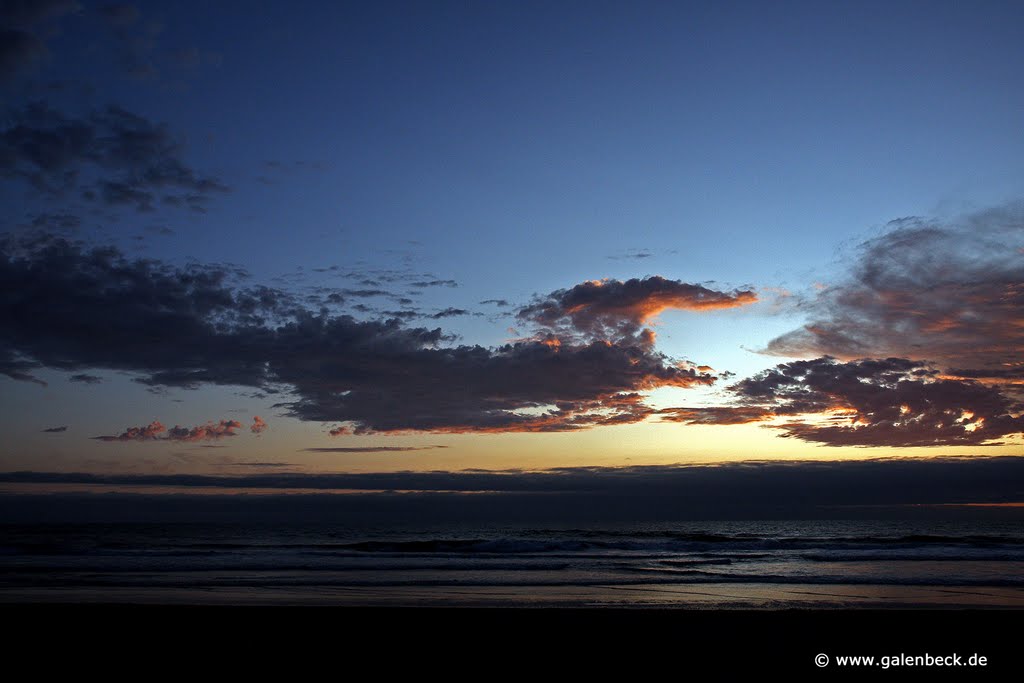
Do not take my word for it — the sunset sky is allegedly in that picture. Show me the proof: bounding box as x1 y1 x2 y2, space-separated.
2 1 1024 513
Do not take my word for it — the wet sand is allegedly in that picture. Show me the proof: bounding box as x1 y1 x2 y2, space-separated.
5 581 1024 608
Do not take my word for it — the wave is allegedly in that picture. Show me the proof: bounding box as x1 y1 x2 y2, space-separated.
800 552 1024 562
7 533 1024 560
289 534 1024 554
0 560 574 574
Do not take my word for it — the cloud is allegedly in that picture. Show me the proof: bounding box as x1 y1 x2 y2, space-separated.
379 310 421 320
165 419 242 442
656 406 775 425
92 418 244 442
328 426 351 436
0 234 296 385
251 415 268 434
428 307 469 319
519 276 757 343
685 356 1024 447
764 202 1024 382
0 348 44 385
282 335 715 433
300 446 449 453
0 0 79 81
0 103 229 211
0 237 720 433
69 373 102 384
92 419 165 441
480 299 509 307
607 249 654 260
410 279 457 288
41 425 67 433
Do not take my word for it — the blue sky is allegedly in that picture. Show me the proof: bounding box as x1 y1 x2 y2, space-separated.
2 1 1024 477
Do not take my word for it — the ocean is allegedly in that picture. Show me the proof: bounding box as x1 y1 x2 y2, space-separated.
2 519 1023 607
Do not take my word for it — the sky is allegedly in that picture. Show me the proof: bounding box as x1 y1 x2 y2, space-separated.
2 0 1024 517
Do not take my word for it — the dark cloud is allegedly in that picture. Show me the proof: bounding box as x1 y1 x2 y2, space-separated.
0 348 44 385
607 249 654 260
0 237 719 433
41 425 67 432
280 331 714 433
680 357 1024 447
379 309 420 320
300 446 449 453
93 419 243 442
0 233 296 385
233 462 290 468
0 103 229 211
765 203 1024 383
428 307 468 319
480 299 509 307
0 0 79 80
519 276 757 344
410 279 457 288
68 373 101 383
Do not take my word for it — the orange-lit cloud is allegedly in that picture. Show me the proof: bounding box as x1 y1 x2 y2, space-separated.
656 406 774 425
519 276 757 344
251 415 268 434
92 420 167 442
711 357 1024 447
165 419 242 442
93 419 246 442
300 445 449 453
